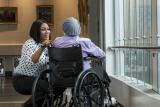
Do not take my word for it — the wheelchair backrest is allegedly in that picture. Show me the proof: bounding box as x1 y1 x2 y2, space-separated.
48 45 83 78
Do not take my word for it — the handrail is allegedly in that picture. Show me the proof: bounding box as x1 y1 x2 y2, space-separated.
110 46 160 50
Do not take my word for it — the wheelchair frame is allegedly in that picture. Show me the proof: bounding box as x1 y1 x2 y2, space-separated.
32 46 113 107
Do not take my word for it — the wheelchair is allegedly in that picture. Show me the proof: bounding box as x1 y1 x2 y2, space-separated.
32 45 113 107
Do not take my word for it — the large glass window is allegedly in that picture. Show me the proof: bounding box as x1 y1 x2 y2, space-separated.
113 0 159 92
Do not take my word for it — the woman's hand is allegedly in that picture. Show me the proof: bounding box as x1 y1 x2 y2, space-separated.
42 40 51 47
32 40 51 63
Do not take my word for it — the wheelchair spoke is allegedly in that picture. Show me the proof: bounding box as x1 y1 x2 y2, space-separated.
78 93 101 106
85 87 102 106
83 81 103 106
74 71 104 107
41 97 48 107
54 94 63 107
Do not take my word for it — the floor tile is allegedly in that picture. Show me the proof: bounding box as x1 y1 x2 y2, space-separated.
0 77 30 107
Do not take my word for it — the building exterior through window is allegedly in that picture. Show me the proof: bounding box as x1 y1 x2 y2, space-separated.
106 0 160 94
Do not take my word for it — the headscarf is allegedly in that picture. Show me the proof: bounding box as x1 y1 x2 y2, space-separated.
62 17 81 36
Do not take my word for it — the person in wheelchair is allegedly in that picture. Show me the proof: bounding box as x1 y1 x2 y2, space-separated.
12 19 52 107
53 17 106 71
50 17 108 107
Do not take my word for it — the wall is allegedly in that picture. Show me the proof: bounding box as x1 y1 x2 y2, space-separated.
88 0 99 46
54 0 79 39
0 0 78 44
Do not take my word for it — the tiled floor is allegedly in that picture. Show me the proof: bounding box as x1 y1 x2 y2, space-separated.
0 77 124 107
0 77 72 107
0 77 30 107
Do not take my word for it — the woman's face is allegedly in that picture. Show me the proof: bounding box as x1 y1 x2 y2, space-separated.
40 23 50 42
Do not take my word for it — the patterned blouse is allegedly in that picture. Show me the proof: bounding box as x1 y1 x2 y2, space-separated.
14 38 49 77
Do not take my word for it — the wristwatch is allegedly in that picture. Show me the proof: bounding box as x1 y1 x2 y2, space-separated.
41 44 46 48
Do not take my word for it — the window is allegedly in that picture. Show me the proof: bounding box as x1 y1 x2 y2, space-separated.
112 0 160 93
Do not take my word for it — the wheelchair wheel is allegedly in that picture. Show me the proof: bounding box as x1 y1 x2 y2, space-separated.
104 87 113 107
74 70 104 107
32 70 50 107
32 70 64 107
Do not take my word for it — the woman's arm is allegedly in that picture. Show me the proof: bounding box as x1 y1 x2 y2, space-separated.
31 46 45 63
31 40 51 63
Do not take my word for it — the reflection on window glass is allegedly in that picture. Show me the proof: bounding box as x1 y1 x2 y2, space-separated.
143 51 152 84
124 50 131 77
136 50 143 82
